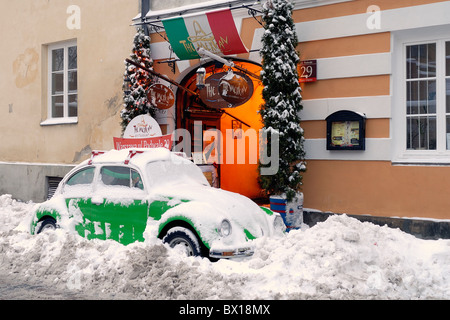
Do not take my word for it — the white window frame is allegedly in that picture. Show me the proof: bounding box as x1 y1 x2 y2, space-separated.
41 40 78 126
392 26 450 165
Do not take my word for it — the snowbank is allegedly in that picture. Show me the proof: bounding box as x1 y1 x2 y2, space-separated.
0 194 449 299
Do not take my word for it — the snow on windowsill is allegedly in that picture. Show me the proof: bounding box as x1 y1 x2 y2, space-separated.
40 117 78 126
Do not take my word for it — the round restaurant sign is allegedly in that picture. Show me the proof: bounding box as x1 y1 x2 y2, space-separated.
199 71 254 109
147 83 175 110
123 114 162 138
218 72 252 105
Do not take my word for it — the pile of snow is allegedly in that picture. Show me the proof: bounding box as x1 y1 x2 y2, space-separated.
1 194 449 299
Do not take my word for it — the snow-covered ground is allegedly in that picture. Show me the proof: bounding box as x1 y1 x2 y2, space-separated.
1 193 449 300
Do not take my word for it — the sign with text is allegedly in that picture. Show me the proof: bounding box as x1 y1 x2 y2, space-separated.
298 60 317 83
326 110 366 150
123 115 162 138
219 72 253 105
161 9 248 60
147 84 175 110
113 134 173 150
199 71 253 108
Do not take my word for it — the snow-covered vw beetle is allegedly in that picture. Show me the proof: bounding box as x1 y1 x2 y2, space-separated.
30 148 285 259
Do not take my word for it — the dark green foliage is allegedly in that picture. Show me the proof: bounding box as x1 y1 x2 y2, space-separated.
258 0 306 201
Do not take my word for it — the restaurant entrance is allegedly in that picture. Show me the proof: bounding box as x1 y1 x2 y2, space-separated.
175 59 264 199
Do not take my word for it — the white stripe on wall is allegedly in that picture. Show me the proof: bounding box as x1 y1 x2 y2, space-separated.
150 41 172 60
154 47 392 80
300 95 391 121
316 52 391 80
298 1 450 42
250 1 450 51
304 138 391 161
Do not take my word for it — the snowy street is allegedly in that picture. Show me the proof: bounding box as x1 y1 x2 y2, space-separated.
1 193 449 300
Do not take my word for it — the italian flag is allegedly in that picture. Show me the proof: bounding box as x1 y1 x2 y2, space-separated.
162 9 248 60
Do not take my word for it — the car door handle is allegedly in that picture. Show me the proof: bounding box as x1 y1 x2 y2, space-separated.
91 196 104 206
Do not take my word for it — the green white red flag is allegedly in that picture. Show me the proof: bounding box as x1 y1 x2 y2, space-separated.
162 9 248 60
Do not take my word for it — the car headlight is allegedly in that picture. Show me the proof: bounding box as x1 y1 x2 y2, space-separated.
274 215 286 233
220 219 232 237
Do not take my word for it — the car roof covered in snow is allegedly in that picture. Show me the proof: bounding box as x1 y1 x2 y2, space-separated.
80 148 190 170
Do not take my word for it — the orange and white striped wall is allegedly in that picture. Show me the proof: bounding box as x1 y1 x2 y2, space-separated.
150 0 450 220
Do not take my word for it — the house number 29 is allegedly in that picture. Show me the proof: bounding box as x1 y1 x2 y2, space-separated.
298 60 317 83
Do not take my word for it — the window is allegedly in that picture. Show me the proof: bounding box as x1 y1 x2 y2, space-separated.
406 43 437 150
100 166 144 190
43 40 77 124
393 28 450 164
445 42 450 149
66 167 95 186
146 160 208 187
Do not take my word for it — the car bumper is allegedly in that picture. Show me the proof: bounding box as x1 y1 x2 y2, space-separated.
209 246 254 259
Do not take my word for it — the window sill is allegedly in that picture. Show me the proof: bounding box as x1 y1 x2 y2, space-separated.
392 151 450 166
40 117 78 126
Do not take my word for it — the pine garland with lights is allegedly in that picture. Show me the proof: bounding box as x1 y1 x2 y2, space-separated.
120 28 157 132
258 0 306 202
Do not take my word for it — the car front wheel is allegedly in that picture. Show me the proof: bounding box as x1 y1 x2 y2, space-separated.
162 227 202 257
36 217 57 234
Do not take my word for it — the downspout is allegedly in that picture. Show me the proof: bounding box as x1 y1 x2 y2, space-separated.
141 0 151 36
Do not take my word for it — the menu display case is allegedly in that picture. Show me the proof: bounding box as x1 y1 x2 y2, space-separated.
326 110 366 150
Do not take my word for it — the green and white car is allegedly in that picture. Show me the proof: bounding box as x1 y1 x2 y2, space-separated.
30 148 285 259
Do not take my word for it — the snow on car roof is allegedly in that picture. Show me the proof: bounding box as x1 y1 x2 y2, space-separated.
82 148 189 170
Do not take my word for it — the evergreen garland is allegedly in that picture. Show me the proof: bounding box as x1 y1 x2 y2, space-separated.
120 28 157 133
258 0 306 202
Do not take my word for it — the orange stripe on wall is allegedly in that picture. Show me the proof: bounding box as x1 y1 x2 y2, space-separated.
301 75 390 100
302 160 450 220
299 33 391 60
293 0 449 23
150 32 167 43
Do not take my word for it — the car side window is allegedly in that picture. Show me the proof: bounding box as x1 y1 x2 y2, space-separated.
66 167 95 186
131 170 144 190
100 166 143 190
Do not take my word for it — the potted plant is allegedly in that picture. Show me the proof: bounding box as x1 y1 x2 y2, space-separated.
258 0 306 230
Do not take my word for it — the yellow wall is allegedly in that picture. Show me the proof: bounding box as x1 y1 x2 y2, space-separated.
0 0 139 164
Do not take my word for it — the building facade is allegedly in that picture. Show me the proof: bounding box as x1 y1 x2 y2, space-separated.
2 0 450 221
0 0 139 201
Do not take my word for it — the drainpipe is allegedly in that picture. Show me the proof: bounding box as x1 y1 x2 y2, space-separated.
141 0 151 35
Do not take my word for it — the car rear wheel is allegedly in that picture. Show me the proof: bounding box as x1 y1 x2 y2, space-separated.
162 227 202 257
36 217 57 234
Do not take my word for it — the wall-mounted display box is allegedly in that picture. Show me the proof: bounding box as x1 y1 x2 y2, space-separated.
326 110 366 150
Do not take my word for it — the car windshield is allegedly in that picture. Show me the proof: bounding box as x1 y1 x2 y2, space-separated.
146 158 209 188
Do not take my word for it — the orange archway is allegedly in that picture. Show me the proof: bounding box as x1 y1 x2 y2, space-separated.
176 59 265 200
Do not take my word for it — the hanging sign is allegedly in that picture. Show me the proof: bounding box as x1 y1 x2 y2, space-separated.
123 114 162 138
298 60 317 83
218 72 253 105
115 115 172 150
199 71 253 109
147 83 175 110
162 9 248 60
